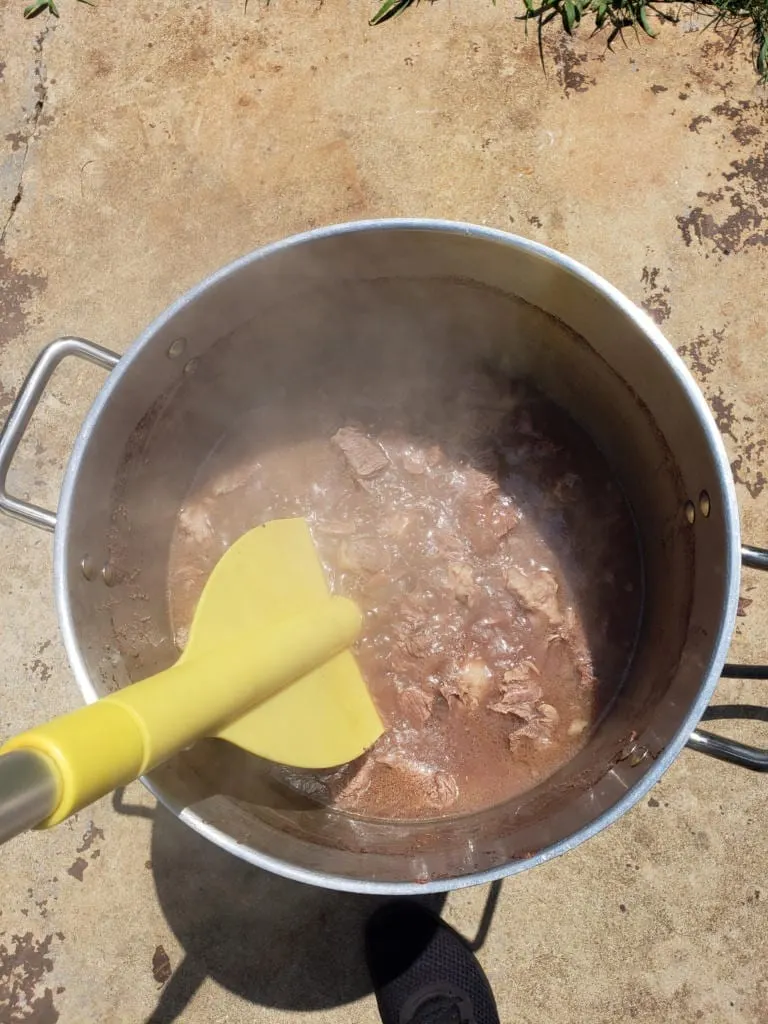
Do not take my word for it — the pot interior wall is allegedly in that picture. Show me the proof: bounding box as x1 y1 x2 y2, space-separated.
60 228 731 885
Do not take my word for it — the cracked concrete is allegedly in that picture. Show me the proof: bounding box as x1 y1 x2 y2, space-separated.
1 2 768 1022
0 23 52 246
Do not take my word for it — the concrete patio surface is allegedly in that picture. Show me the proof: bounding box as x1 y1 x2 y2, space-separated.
1 1 767 1021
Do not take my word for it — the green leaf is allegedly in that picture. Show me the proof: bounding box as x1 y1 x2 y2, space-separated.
24 0 56 17
370 0 415 25
562 0 577 32
638 5 657 36
759 35 768 75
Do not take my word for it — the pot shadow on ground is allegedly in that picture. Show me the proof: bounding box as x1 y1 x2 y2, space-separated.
697 701 768 763
111 792 502 1024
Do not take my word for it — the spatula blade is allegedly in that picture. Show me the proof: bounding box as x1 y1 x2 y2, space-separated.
182 517 383 767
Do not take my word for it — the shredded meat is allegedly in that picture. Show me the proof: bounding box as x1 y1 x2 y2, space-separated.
169 371 641 821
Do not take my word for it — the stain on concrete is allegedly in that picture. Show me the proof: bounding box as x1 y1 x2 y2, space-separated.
0 931 61 1023
0 252 47 353
152 944 172 988
33 899 50 921
650 84 668 94
640 265 671 323
552 36 596 97
677 102 768 257
730 431 767 498
25 658 52 683
0 61 6 82
4 132 26 153
66 857 88 882
712 99 762 146
688 114 711 134
76 822 104 854
677 327 723 381
678 327 767 497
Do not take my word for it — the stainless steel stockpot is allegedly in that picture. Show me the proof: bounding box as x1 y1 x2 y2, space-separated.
1 220 764 894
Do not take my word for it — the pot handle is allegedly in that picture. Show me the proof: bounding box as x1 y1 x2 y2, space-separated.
0 337 120 532
687 544 768 770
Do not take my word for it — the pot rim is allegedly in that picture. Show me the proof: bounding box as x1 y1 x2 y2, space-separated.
53 218 741 894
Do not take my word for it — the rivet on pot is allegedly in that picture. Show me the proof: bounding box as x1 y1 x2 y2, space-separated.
183 357 199 376
699 490 711 518
167 337 187 359
101 563 117 587
80 554 95 581
684 500 696 525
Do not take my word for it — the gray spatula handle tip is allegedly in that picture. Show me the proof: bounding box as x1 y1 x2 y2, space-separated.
0 749 59 845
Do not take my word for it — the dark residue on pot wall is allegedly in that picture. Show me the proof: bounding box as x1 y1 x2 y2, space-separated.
0 930 63 1023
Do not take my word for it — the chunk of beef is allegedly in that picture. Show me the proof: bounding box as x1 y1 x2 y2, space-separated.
445 562 477 605
400 687 435 726
546 609 595 688
440 658 492 707
491 697 538 721
404 629 441 659
488 499 520 541
508 702 560 748
461 465 499 499
400 446 430 475
337 537 389 575
380 512 412 538
424 770 459 810
489 666 544 715
505 565 561 625
332 427 389 479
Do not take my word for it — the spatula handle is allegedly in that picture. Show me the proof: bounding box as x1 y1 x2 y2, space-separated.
0 597 363 834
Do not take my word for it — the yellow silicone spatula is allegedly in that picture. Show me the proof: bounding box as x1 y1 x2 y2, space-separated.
0 518 383 842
